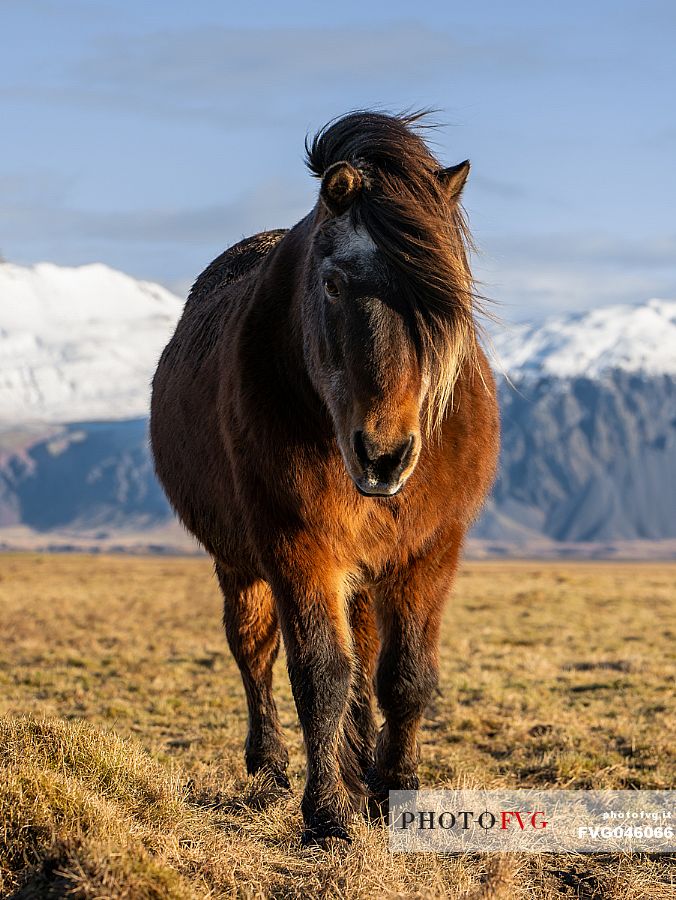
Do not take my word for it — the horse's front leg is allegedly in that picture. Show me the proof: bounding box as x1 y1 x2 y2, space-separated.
369 540 461 810
347 589 378 778
270 566 360 845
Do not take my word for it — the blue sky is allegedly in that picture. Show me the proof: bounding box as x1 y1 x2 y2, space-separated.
1 0 675 322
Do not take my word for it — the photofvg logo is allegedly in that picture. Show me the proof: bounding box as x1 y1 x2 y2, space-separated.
389 790 675 854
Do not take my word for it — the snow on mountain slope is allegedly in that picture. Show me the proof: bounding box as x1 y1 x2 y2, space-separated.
1 258 674 425
491 299 676 380
0 262 184 424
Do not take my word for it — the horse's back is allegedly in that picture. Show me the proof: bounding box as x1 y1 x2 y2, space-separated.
188 229 288 303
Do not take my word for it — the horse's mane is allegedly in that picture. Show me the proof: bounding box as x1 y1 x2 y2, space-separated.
305 110 479 434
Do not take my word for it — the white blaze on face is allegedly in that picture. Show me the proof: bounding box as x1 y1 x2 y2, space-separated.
331 216 378 271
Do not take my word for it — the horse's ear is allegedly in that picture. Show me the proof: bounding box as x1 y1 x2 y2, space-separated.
437 160 470 202
320 161 363 216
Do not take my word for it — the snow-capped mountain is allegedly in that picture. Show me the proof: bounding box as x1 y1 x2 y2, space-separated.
0 261 184 424
491 298 676 380
1 259 674 423
0 259 674 553
477 299 676 548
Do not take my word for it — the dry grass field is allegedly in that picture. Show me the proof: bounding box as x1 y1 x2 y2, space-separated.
0 554 674 898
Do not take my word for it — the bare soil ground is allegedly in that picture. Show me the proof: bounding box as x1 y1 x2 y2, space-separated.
0 554 674 898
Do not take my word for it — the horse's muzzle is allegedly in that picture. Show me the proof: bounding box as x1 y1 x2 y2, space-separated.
353 477 404 497
350 430 416 497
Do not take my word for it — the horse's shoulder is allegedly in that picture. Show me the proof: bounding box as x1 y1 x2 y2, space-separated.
188 229 288 302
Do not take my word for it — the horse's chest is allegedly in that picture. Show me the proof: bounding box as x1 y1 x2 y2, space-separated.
303 481 445 573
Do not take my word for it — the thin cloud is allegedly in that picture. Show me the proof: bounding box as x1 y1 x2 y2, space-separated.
477 257 676 324
486 233 676 270
3 24 553 127
0 176 313 245
77 24 546 90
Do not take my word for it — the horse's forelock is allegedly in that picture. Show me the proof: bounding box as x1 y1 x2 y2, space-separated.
306 110 479 436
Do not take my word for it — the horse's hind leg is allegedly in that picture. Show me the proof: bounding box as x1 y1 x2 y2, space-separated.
216 565 289 788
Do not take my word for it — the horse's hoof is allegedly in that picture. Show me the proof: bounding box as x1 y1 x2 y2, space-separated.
247 760 291 792
301 823 353 848
268 770 291 790
259 771 292 797
364 791 389 822
364 767 420 822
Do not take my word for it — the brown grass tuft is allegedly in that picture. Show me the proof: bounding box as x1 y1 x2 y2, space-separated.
0 555 674 897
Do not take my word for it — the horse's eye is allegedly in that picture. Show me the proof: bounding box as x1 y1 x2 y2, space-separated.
323 278 340 300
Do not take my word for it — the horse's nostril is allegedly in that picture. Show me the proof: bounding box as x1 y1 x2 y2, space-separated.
352 429 370 468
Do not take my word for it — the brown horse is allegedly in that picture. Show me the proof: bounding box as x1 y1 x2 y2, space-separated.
150 111 499 845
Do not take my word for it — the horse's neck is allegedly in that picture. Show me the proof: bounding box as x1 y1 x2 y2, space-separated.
245 217 327 427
